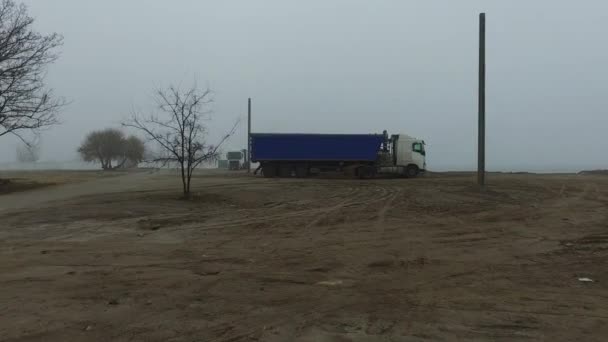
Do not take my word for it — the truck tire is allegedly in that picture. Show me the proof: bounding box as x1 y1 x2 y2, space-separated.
262 164 277 178
343 165 358 178
279 164 294 178
295 164 309 178
357 166 375 179
405 165 419 178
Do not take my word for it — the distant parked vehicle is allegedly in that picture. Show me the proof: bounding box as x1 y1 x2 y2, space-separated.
250 131 426 178
226 150 249 170
217 160 229 169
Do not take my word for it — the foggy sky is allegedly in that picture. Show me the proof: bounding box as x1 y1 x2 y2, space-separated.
2 0 607 171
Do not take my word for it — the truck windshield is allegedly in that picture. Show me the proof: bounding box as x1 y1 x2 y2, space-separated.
413 142 425 155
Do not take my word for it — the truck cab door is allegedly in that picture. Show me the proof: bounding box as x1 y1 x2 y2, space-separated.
411 142 426 170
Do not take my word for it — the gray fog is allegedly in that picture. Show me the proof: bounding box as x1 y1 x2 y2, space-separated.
2 0 607 172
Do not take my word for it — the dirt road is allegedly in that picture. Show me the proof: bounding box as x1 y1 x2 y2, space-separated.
1 171 607 341
0 169 177 212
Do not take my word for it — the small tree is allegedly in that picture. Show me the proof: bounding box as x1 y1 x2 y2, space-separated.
78 128 145 169
16 140 39 163
0 0 65 143
124 84 237 197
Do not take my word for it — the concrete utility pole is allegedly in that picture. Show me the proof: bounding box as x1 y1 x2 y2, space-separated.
247 98 252 173
478 13 486 186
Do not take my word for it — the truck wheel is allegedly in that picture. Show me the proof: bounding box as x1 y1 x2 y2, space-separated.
262 164 277 178
358 166 374 179
295 164 308 178
405 165 419 178
279 164 294 178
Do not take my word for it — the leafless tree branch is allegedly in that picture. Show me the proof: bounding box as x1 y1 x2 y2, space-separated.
124 83 238 197
0 0 66 141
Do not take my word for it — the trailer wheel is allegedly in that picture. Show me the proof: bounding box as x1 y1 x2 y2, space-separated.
357 166 375 179
262 164 278 178
295 164 309 178
405 165 419 178
279 164 294 178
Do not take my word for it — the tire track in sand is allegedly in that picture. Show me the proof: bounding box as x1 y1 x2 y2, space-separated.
374 190 402 232
304 184 399 229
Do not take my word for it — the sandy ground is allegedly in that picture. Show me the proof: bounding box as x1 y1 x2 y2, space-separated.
0 169 134 196
0 169 131 185
0 170 607 341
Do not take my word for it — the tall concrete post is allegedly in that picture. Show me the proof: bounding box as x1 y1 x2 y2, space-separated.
247 98 252 173
478 13 486 186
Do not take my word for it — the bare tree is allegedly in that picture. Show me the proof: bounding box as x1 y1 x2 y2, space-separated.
15 138 39 162
0 0 65 143
78 128 145 170
124 84 238 197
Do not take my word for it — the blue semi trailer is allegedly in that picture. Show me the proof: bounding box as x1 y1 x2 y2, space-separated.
250 131 426 178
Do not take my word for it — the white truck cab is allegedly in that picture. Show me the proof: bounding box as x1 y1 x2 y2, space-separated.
392 134 426 177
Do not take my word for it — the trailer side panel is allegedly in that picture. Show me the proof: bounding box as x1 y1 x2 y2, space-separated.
250 134 384 162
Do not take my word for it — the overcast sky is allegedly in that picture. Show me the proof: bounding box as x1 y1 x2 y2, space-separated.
2 0 607 171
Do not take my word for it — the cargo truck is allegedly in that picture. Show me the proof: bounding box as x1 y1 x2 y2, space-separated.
226 149 250 170
226 151 244 170
250 131 426 178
